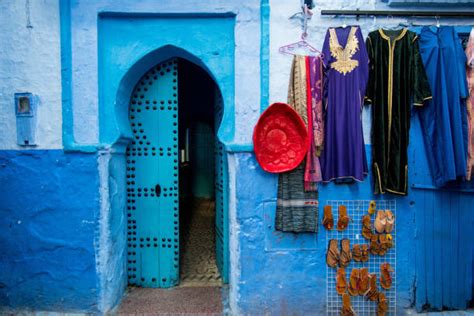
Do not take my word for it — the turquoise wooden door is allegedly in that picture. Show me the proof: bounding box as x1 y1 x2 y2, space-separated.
214 92 229 283
126 58 179 288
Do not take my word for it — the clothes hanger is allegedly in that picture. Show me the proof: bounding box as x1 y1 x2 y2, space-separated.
435 15 441 28
279 4 323 56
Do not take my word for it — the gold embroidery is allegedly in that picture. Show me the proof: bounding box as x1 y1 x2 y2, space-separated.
378 28 408 169
329 27 359 75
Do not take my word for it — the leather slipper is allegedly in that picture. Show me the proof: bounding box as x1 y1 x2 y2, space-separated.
361 244 369 262
377 292 388 316
348 268 359 296
385 210 395 233
339 239 352 268
323 205 334 230
378 234 388 256
341 293 356 316
365 273 378 301
380 262 394 290
362 214 373 240
352 244 362 262
358 267 369 295
326 239 340 268
375 210 387 233
336 267 347 295
337 205 350 231
370 235 380 255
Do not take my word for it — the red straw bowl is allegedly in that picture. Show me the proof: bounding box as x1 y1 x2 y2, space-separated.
253 102 308 173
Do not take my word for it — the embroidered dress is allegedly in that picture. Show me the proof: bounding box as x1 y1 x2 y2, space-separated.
276 55 318 233
418 26 469 186
365 28 431 195
466 28 474 181
320 26 369 182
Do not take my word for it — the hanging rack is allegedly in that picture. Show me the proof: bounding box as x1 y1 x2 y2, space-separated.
320 9 474 20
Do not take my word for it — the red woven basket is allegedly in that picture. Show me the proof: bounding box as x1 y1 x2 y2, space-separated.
253 102 308 173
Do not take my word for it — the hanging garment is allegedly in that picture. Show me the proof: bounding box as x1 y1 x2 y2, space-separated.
276 55 318 233
466 28 474 181
319 26 369 182
417 26 469 187
365 28 432 195
304 56 324 191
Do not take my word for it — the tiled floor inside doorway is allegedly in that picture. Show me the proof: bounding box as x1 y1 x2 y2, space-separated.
117 198 223 314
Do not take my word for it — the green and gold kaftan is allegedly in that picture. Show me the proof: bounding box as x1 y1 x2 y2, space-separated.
365 28 432 195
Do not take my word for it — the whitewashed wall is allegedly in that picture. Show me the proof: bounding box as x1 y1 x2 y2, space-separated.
0 0 62 149
269 0 472 145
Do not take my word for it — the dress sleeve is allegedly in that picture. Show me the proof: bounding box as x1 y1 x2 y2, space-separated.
322 29 331 69
364 34 375 105
357 27 369 104
411 35 432 107
454 28 469 99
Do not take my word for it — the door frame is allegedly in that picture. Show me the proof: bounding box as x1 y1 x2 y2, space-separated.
97 15 234 294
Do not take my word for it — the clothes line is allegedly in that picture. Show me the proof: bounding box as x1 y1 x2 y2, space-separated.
320 9 474 19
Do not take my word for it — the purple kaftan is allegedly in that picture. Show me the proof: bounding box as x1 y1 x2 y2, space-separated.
320 26 369 182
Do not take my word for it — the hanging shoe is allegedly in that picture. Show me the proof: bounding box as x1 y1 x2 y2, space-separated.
374 210 387 233
358 267 369 295
336 267 347 295
352 244 362 262
370 235 380 255
341 293 356 316
365 273 378 301
326 239 340 268
378 234 389 256
361 244 369 262
377 292 388 316
323 205 334 230
348 268 360 296
362 214 373 240
380 263 394 290
339 239 352 268
385 210 395 233
368 200 376 215
337 205 350 231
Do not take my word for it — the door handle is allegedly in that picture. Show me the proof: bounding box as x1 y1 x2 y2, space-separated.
155 184 161 197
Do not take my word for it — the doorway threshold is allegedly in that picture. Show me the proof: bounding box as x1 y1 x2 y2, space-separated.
116 285 224 315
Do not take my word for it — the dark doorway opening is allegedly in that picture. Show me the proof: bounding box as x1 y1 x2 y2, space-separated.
178 59 221 287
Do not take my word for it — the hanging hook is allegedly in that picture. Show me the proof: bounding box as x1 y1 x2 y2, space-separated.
301 3 312 40
342 15 347 28
371 15 377 31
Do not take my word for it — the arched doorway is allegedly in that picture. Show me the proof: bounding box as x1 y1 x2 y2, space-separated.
125 57 228 288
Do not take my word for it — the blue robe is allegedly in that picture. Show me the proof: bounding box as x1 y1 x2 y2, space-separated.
418 26 469 187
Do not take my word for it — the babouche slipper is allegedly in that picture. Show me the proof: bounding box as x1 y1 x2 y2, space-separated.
336 267 347 295
365 273 378 301
341 293 356 316
348 268 359 296
326 239 340 268
352 244 362 262
362 214 373 240
377 292 388 316
358 268 369 295
375 210 387 234
380 262 394 290
385 210 395 233
323 205 334 230
337 205 350 231
339 239 352 267
361 244 369 262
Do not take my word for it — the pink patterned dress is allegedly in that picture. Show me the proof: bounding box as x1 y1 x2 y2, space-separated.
466 28 474 181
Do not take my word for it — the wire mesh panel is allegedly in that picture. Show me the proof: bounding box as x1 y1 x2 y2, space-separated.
326 200 396 316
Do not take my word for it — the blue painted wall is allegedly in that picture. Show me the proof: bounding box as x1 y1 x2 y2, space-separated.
0 150 100 312
234 144 417 314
